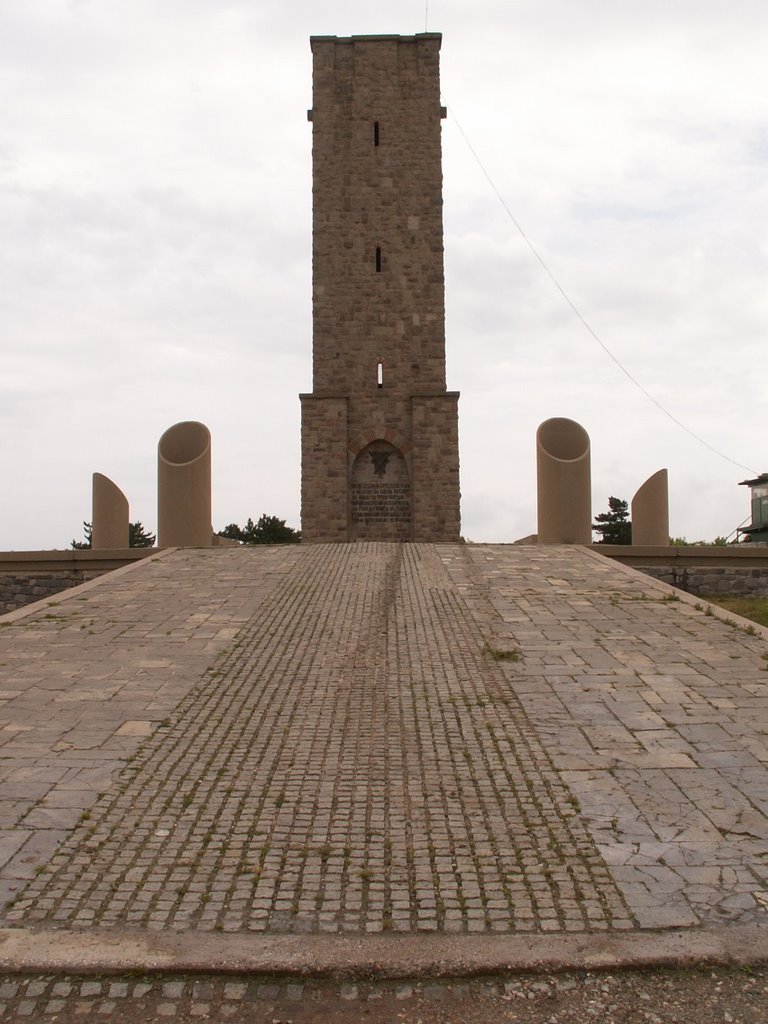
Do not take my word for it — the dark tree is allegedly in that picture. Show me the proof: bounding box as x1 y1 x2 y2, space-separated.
593 497 632 545
217 523 248 542
128 522 156 548
71 521 93 549
71 521 156 549
217 515 301 545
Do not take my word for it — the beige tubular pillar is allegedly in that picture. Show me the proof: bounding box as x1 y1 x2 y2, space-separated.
92 472 129 549
536 418 592 544
632 469 669 546
157 421 212 547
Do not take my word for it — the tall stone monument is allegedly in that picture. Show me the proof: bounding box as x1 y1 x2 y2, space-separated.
300 34 461 542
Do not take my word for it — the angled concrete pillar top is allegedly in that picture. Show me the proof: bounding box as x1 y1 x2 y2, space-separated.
632 468 670 547
92 472 129 550
157 421 212 548
536 417 592 545
158 420 211 467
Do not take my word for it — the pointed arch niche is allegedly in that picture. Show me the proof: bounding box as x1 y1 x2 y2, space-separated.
350 439 411 541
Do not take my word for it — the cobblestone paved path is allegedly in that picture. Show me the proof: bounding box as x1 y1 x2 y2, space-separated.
0 547 301 912
4 544 631 934
2 542 768 941
1 967 766 1023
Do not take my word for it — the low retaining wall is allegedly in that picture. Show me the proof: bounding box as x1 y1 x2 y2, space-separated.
4 546 767 614
0 573 92 614
0 551 154 614
593 544 768 598
638 565 768 597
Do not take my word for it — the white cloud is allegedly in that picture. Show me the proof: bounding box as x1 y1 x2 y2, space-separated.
1 1 766 548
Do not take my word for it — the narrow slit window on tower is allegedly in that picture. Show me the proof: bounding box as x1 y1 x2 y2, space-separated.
373 120 380 146
377 361 383 388
375 246 382 272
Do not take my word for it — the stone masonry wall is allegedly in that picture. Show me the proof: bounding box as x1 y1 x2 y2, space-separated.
310 35 447 398
302 34 460 542
639 566 768 597
300 396 349 543
411 394 461 542
0 573 92 614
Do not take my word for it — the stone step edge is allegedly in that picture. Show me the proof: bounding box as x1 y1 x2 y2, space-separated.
0 925 766 978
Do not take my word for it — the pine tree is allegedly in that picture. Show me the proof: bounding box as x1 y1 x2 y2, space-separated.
217 515 301 545
593 497 632 545
128 522 156 548
71 521 156 549
71 521 93 549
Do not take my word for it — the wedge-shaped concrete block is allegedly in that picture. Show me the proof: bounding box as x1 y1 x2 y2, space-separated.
632 469 669 546
92 473 129 550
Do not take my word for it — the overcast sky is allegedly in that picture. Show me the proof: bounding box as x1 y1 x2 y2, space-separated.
2 0 766 549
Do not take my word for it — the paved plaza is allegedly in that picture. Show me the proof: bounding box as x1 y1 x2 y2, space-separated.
1 543 767 964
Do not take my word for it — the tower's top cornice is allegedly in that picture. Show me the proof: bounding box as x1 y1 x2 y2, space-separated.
310 33 442 49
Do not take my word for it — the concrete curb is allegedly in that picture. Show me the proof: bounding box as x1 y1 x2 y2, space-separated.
1 926 767 978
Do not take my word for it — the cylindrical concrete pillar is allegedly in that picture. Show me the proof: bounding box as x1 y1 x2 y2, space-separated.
632 469 669 546
536 417 592 544
157 421 212 547
92 472 129 549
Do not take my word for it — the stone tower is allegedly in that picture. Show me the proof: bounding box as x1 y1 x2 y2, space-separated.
300 33 461 543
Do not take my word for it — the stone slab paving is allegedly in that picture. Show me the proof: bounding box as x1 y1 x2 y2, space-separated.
442 545 768 930
1 542 768 942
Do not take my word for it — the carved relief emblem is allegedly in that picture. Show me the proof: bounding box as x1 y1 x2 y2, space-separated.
369 450 390 476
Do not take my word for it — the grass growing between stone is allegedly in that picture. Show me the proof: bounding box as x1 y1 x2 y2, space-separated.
700 595 768 629
485 646 520 662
